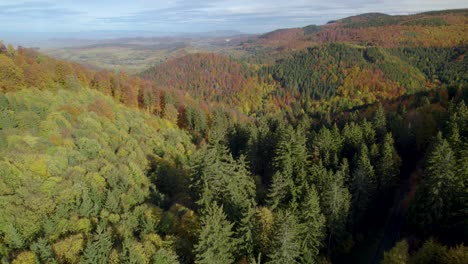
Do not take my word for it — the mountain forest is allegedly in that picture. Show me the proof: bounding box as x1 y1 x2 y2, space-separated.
0 9 467 264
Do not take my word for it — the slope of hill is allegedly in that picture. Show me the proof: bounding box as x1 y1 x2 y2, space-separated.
141 53 248 102
0 86 196 262
0 8 467 264
238 9 468 61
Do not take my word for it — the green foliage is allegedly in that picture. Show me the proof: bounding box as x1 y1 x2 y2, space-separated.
303 25 322 35
391 47 467 87
267 210 302 264
0 88 194 262
341 13 399 28
299 186 326 262
263 43 366 101
409 134 457 234
190 144 256 219
410 240 448 264
81 227 113 264
351 145 376 225
194 203 237 264
385 239 468 264
382 240 409 264
0 16 466 264
318 167 351 250
402 17 449 27
376 133 400 193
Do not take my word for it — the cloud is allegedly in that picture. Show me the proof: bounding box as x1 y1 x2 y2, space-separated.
0 1 82 20
0 0 466 32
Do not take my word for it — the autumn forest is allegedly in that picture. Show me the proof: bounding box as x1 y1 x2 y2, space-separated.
0 8 467 264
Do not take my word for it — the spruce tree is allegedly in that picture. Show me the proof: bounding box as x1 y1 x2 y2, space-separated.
81 227 113 264
409 133 457 234
267 210 302 264
267 171 292 210
376 133 400 194
382 240 409 264
351 144 375 226
194 204 237 264
320 170 351 251
299 185 326 262
373 103 387 138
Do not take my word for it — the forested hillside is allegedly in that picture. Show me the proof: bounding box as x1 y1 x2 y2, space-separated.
1 8 468 264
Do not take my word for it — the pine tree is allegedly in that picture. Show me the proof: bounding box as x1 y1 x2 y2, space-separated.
299 185 326 262
190 145 255 220
30 238 56 264
320 170 351 251
81 227 113 264
194 203 237 264
272 126 309 206
237 204 256 257
254 207 274 259
267 172 292 210
350 145 376 226
267 210 302 264
376 133 400 194
382 240 409 264
373 103 387 138
409 133 457 234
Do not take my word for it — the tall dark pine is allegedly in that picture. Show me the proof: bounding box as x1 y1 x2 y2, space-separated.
194 203 237 264
409 133 457 235
350 145 375 226
299 185 326 262
267 210 302 264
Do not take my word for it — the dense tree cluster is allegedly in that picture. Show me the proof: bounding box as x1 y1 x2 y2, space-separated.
0 8 467 263
0 88 193 263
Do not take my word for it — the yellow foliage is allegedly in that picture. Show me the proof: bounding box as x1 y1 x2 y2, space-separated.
142 233 164 257
75 218 92 233
109 249 120 264
12 251 38 264
52 234 84 264
256 207 274 254
109 213 121 224
85 172 107 190
0 54 25 92
29 158 49 178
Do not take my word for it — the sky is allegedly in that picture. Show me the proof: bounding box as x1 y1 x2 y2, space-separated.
0 0 466 33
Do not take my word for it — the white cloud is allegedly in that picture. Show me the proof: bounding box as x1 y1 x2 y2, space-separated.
0 0 466 32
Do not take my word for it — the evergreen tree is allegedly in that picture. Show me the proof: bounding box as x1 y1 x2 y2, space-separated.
190 145 255 221
299 186 326 262
319 169 351 251
373 103 387 138
81 227 113 264
272 126 309 206
350 145 376 226
382 240 409 264
194 203 237 264
267 210 302 264
376 133 400 194
254 207 274 259
409 133 457 234
267 172 293 210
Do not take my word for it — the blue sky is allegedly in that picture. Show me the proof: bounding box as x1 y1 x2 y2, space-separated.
0 0 466 33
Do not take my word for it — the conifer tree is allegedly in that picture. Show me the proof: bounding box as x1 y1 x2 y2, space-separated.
299 186 326 262
382 240 409 264
195 203 237 264
81 227 113 264
373 103 387 138
320 170 351 251
376 133 400 194
351 144 375 225
409 133 457 234
267 210 302 264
